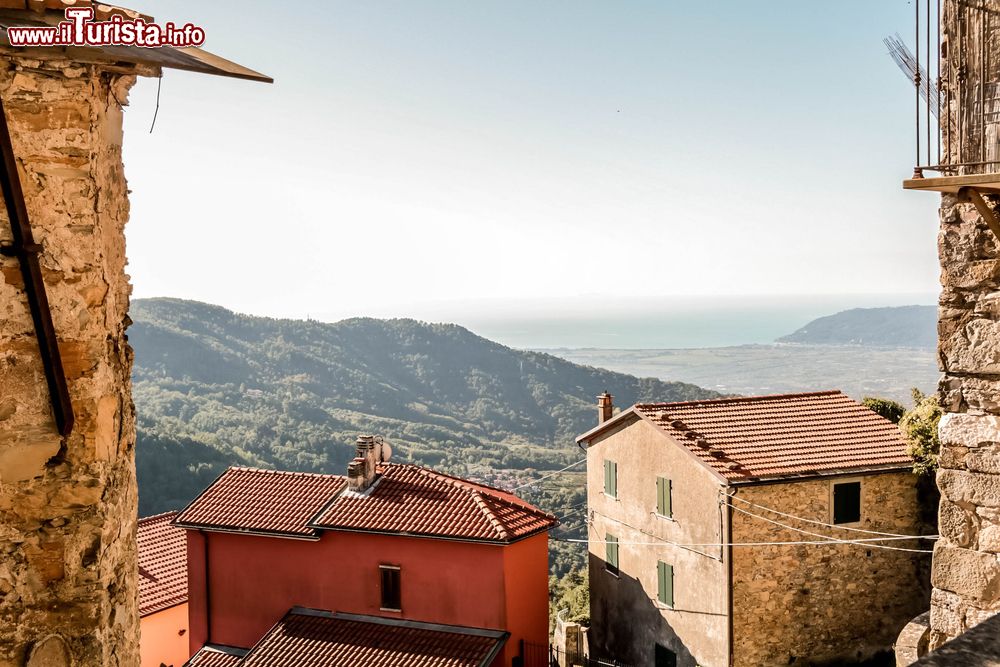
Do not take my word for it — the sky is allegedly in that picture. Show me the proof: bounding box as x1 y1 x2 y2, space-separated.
118 1 940 324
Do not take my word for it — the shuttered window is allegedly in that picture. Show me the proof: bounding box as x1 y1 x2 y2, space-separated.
656 477 672 518
657 561 673 607
604 460 617 498
606 534 619 575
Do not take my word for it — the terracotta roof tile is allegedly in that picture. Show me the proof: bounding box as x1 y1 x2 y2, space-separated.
174 468 346 538
627 391 912 482
185 645 248 667
240 609 508 667
137 511 187 616
311 463 557 543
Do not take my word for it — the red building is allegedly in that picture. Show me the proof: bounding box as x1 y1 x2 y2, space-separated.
137 512 189 667
171 436 556 667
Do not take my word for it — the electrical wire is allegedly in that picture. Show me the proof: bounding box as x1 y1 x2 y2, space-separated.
728 494 938 539
512 459 586 491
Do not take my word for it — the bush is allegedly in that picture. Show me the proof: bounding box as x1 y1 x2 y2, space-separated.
899 389 943 476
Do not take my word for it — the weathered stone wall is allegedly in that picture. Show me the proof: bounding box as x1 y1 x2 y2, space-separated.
731 472 931 666
0 53 140 665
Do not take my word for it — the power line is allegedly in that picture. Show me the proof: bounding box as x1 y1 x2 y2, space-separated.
727 503 934 553
512 459 586 491
728 494 937 539
554 536 933 550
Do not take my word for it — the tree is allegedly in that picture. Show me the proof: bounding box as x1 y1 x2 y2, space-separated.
862 396 906 424
899 388 943 476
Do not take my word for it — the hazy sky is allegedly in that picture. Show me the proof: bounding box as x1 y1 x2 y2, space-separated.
119 1 940 321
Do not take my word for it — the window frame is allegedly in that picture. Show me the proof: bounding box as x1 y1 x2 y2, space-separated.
830 478 863 526
379 564 402 612
605 533 619 576
604 459 618 499
656 476 673 519
657 560 674 608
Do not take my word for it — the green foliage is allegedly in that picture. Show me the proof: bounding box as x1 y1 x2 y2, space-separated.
549 567 590 630
899 389 943 476
131 298 718 529
862 396 906 424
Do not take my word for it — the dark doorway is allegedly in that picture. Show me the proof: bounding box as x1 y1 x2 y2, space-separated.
655 644 677 667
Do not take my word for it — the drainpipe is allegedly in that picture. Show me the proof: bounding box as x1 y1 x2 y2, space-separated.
725 488 735 667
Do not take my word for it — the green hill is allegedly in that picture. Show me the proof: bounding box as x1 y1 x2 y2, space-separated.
132 298 717 516
776 305 936 348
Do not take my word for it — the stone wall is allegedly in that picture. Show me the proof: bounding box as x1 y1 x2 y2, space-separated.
731 472 931 666
0 53 140 665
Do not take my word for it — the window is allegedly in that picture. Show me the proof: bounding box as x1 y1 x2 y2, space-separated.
605 534 619 575
604 460 617 498
656 477 672 518
832 480 861 525
379 565 401 611
655 644 677 667
657 561 673 607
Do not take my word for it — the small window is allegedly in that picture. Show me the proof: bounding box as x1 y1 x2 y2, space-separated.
604 460 618 498
606 534 619 575
833 481 861 525
655 644 677 667
657 561 673 607
656 477 672 518
380 565 401 611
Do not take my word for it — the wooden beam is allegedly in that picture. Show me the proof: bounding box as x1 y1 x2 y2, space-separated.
958 187 1000 245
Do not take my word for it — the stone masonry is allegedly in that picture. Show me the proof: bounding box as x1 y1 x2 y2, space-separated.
0 53 144 665
731 473 930 666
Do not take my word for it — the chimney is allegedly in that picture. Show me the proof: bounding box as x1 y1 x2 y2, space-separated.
597 392 614 424
348 435 384 492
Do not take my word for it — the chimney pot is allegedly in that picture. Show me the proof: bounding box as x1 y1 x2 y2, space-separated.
597 392 614 424
348 434 382 492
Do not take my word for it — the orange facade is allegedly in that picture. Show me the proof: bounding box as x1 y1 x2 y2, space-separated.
186 528 549 667
140 602 189 667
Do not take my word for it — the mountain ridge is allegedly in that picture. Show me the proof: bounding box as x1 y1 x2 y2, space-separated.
776 305 936 348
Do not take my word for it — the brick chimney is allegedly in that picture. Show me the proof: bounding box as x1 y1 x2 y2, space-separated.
348 435 382 492
597 392 614 424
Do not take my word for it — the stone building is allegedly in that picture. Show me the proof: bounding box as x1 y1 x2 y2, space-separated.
899 0 1000 655
0 3 267 665
578 391 931 667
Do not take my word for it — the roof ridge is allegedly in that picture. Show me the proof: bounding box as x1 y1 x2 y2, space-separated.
228 465 346 481
469 490 511 541
637 390 844 410
138 510 179 525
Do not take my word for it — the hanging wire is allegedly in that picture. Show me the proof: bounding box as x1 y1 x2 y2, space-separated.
149 73 162 134
512 459 586 491
727 494 938 539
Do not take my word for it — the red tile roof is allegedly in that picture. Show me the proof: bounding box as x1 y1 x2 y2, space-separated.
174 468 347 538
185 645 248 667
239 608 508 667
581 391 912 483
311 463 557 543
137 511 188 616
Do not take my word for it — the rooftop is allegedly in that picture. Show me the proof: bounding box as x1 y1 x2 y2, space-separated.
186 645 247 667
137 511 187 616
175 463 556 544
578 390 912 484
174 468 347 538
237 608 507 667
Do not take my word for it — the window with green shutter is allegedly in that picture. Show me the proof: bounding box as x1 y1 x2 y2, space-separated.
656 477 672 518
657 561 673 607
606 534 619 575
604 460 617 498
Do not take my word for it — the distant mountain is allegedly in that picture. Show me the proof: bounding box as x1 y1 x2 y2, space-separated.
131 298 718 516
776 306 937 348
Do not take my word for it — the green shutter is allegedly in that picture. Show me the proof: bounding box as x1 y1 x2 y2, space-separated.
604 460 617 498
658 561 674 607
606 534 619 573
656 477 672 517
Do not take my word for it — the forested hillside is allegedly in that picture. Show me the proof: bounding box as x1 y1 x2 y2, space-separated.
132 298 717 517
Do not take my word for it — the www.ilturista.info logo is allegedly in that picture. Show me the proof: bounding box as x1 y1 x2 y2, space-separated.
7 7 205 48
